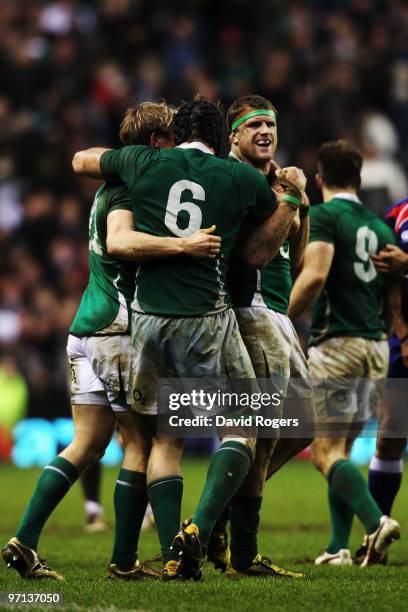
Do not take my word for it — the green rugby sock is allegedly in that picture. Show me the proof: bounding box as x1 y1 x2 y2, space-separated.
111 469 148 570
327 484 354 553
147 476 183 563
328 459 382 535
16 456 78 550
192 441 252 547
230 495 262 570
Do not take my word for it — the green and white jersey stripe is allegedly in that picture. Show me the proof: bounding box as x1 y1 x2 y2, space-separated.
69 183 135 336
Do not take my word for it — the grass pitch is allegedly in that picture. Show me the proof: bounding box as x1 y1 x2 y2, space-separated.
0 458 407 611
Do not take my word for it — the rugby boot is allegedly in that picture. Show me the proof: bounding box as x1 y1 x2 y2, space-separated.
315 549 353 566
2 537 64 580
106 560 161 580
360 516 400 567
226 553 305 578
171 523 203 581
162 560 182 581
85 513 107 533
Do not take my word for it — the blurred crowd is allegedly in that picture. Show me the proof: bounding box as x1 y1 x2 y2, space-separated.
0 0 408 422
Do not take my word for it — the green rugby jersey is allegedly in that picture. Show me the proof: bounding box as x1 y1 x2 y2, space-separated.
69 182 136 336
227 155 292 314
229 240 292 313
309 194 396 346
100 143 277 317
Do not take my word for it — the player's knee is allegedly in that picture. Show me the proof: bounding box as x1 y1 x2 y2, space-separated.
221 436 256 464
78 436 108 463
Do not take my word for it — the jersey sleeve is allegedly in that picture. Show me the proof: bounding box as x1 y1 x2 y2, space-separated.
309 205 335 244
107 183 133 214
100 145 151 183
253 172 277 217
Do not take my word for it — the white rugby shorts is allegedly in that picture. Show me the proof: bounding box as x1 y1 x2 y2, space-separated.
67 334 131 412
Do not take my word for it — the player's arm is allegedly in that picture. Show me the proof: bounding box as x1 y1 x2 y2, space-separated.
73 145 147 184
288 241 334 319
72 148 110 178
288 193 310 272
241 166 307 268
372 244 408 275
106 210 221 261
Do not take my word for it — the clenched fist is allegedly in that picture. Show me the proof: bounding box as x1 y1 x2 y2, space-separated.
276 166 307 195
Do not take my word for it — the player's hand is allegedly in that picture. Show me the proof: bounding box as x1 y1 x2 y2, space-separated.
276 166 307 195
371 244 408 275
182 225 221 259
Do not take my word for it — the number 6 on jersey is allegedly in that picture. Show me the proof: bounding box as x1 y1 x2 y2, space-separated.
165 180 204 237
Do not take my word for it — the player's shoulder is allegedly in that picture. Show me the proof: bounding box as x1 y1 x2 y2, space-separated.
115 144 154 160
95 181 131 215
310 201 336 220
225 158 269 189
359 205 396 243
225 156 260 176
103 180 129 201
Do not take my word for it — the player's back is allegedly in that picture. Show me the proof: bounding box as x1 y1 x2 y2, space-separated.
101 145 275 317
70 182 136 336
310 196 395 346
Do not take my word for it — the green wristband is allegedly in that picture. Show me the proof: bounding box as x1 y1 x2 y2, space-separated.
282 194 301 208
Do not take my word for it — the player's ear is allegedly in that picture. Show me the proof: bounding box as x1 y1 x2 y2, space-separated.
151 132 173 149
150 132 161 149
229 131 238 145
315 173 322 190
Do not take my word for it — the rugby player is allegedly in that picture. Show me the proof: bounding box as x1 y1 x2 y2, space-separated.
289 140 401 566
72 96 306 580
206 95 313 578
2 102 221 581
363 198 408 538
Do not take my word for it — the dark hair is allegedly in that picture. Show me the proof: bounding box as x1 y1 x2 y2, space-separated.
317 140 363 190
173 96 225 155
227 95 277 132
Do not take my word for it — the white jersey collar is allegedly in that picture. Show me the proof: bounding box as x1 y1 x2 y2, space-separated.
332 192 362 204
229 151 242 162
177 141 214 155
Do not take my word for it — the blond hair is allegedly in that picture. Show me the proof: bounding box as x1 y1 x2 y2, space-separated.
119 102 175 145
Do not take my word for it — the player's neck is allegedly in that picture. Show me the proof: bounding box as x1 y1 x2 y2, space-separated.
230 147 270 175
322 185 357 202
